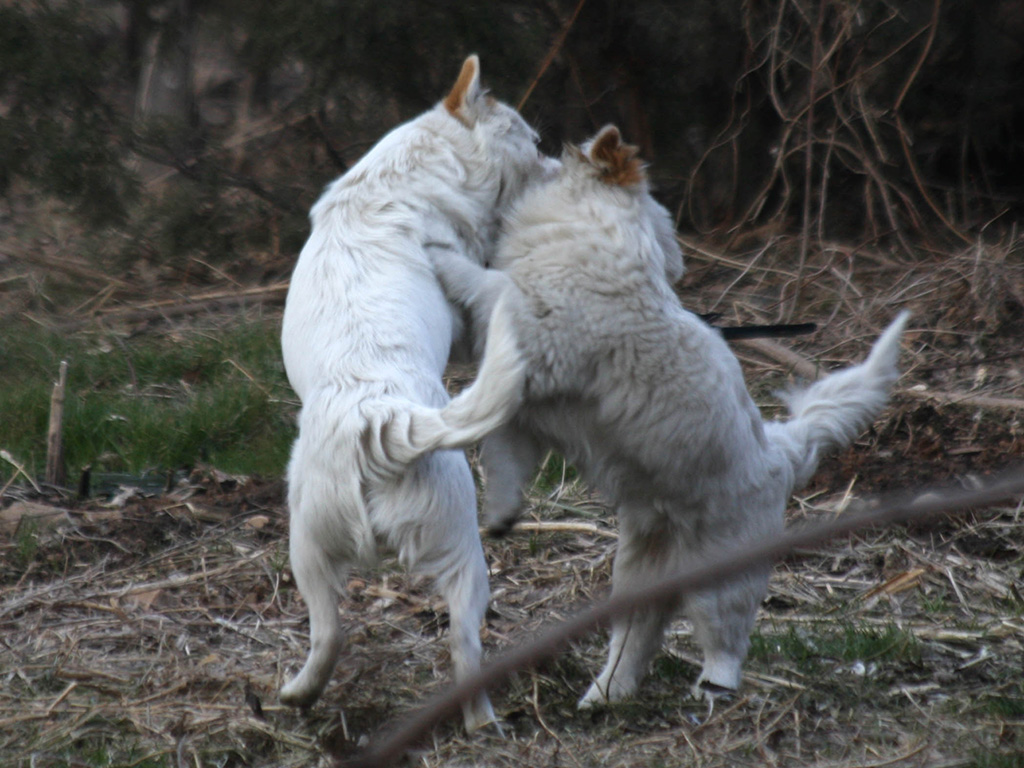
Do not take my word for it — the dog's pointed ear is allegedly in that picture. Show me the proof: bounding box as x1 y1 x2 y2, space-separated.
588 125 624 164
587 125 645 186
444 55 483 124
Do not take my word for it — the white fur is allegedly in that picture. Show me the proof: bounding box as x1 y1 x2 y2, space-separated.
278 55 552 730
430 126 909 709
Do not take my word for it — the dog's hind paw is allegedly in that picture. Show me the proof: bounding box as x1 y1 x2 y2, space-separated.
280 675 324 709
468 716 507 739
577 681 620 711
694 679 736 701
485 517 517 538
689 679 737 721
462 696 504 736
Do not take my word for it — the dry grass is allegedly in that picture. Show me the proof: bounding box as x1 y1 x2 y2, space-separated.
2 233 1024 767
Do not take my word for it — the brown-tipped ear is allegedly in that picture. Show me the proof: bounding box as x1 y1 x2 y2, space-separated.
443 55 481 122
588 124 645 187
588 125 623 163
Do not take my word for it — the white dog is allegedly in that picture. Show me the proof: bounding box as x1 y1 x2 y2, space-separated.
430 125 910 709
279 55 553 729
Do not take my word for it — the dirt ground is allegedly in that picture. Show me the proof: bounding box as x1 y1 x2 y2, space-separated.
2 234 1023 767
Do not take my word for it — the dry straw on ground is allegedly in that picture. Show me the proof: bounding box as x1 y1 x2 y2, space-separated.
2 230 1023 768
350 468 1024 768
3 2 1023 763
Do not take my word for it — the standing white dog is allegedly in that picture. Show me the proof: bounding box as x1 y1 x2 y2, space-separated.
279 55 552 730
430 125 910 709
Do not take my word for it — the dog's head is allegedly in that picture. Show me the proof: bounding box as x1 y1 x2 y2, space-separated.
562 125 685 283
441 55 559 211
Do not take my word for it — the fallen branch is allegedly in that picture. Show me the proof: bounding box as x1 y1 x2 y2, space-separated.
343 466 1024 767
498 520 616 539
15 252 131 290
739 337 820 380
740 337 1024 412
51 282 290 330
96 282 291 315
907 390 1024 412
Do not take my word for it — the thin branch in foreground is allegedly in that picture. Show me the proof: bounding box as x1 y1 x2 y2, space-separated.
517 0 589 111
342 466 1024 768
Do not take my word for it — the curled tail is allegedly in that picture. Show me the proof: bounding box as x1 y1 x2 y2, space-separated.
769 311 910 489
365 287 526 473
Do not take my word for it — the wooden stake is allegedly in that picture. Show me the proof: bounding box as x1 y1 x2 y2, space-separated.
45 361 68 488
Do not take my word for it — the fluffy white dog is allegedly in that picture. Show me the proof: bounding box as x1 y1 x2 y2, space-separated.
430 125 910 709
279 55 552 729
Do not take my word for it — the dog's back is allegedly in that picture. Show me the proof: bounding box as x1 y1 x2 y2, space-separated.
495 127 907 515
283 117 490 407
497 131 776 513
281 54 547 513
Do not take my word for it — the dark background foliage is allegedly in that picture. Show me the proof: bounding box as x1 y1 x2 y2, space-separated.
2 0 1022 270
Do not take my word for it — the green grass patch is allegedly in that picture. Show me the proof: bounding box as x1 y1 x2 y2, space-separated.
0 318 296 481
750 621 921 674
967 752 1024 768
531 451 579 494
12 518 40 570
651 653 697 684
920 592 953 613
51 737 171 768
983 695 1024 719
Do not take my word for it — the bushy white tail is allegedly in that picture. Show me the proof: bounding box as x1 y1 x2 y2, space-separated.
770 311 910 489
365 289 526 473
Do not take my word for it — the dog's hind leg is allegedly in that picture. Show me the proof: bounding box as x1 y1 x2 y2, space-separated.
280 519 347 707
481 425 543 536
683 494 781 698
390 450 498 732
434 540 497 732
279 428 360 708
684 564 770 696
579 509 682 709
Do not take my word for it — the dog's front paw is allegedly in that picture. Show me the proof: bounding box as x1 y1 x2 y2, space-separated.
425 243 485 304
